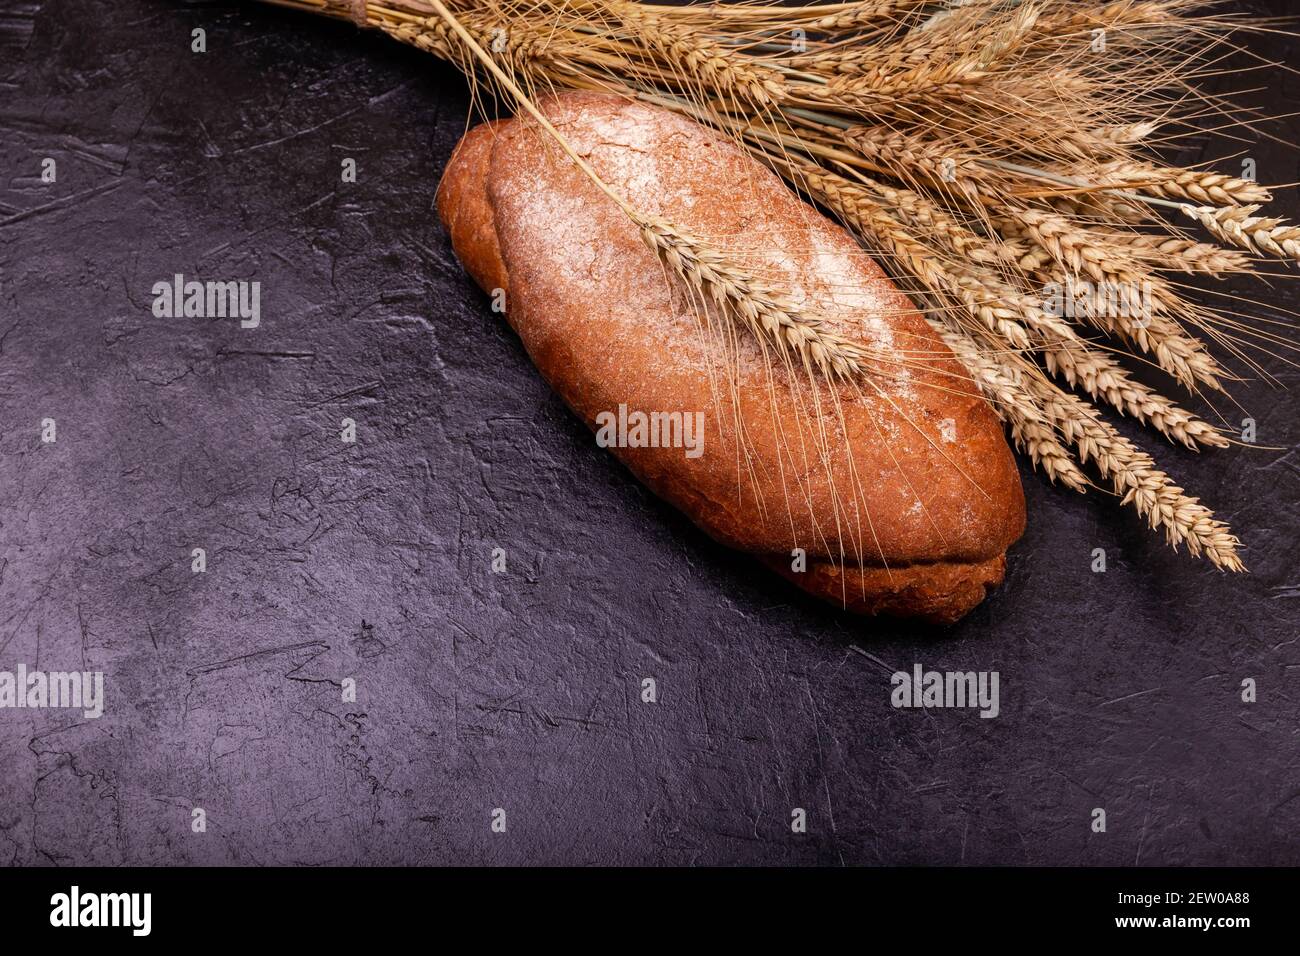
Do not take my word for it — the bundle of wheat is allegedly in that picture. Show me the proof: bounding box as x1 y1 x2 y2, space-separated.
259 0 1300 572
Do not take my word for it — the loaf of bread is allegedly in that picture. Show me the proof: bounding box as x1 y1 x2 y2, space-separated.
436 92 1025 623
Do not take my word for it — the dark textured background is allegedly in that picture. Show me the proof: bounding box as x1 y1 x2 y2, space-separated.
0 0 1296 866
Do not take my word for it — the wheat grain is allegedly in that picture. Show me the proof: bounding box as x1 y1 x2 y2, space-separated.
1091 120 1159 147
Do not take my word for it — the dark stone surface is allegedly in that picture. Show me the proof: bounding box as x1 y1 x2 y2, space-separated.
0 0 1296 866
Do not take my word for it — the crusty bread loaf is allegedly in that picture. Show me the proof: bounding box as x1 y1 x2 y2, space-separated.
436 92 1025 623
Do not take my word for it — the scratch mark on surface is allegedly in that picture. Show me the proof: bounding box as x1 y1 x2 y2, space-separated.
1097 688 1161 708
804 682 840 864
0 180 123 228
187 641 330 678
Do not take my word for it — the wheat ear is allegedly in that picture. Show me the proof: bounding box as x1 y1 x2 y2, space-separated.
1184 205 1300 263
637 219 875 380
619 4 787 107
788 160 1226 448
935 325 1089 492
1091 160 1272 207
1029 377 1246 572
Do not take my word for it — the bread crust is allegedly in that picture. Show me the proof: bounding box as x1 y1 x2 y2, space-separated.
437 93 1026 623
